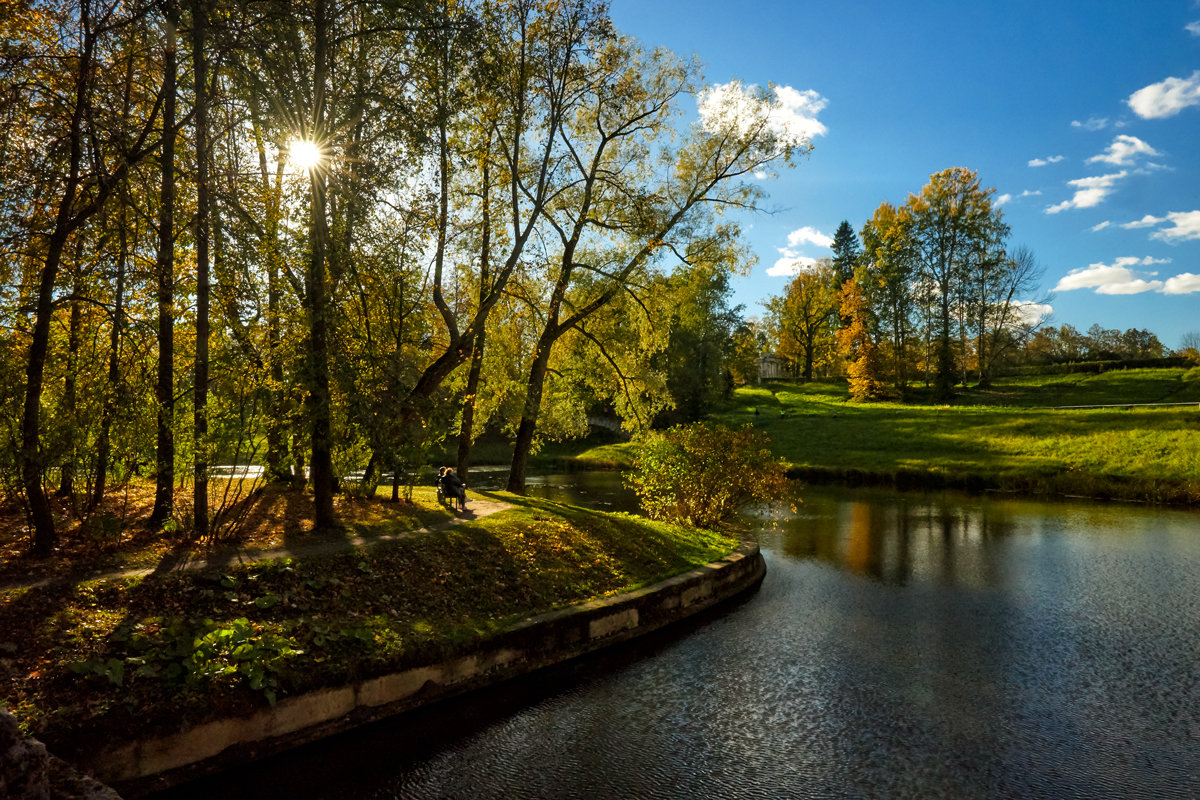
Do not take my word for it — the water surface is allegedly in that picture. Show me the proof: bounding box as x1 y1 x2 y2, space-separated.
158 480 1200 799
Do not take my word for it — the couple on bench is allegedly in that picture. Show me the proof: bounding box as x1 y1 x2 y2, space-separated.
436 467 467 511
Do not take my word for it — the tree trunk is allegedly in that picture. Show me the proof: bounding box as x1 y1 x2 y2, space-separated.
265 219 288 481
802 329 815 380
507 331 555 493
192 0 211 539
150 6 178 527
92 196 128 511
456 329 486 482
307 0 336 527
57 250 84 501
457 150 492 483
249 96 290 482
22 1 99 556
934 288 955 401
22 234 70 557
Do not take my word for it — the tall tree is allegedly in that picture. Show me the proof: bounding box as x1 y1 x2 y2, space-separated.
13 0 162 554
859 201 918 395
150 1 179 528
384 0 601 476
765 260 838 380
456 134 495 482
191 0 211 537
506 67 810 491
974 244 1043 386
905 168 1000 401
306 0 336 527
653 258 743 423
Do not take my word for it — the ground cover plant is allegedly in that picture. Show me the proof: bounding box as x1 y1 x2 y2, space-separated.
702 369 1200 504
0 494 737 765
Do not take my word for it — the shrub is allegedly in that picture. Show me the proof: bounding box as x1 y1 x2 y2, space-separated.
626 422 792 528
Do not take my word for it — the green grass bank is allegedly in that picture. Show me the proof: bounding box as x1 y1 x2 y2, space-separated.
567 367 1200 505
0 493 738 767
715 368 1200 504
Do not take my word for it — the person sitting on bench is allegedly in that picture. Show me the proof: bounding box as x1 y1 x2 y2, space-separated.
440 466 467 511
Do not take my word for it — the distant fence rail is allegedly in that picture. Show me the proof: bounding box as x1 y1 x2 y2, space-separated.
1047 401 1200 410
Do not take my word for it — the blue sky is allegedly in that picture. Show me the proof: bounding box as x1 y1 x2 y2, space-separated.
609 0 1200 349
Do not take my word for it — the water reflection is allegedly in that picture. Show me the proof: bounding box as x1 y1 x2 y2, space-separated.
767 488 1154 589
471 468 642 513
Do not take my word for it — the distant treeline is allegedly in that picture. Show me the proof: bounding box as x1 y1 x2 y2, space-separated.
998 357 1191 378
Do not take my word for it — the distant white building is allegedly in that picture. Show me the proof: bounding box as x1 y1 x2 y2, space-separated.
756 355 788 382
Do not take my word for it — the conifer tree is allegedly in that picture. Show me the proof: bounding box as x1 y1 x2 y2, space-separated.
830 220 861 288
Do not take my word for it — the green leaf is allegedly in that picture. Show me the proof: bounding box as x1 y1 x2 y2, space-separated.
254 594 278 609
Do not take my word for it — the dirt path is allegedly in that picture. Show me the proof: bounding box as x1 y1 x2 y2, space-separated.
3 498 512 592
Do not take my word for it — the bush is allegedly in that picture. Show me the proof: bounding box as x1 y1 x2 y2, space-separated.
626 422 792 528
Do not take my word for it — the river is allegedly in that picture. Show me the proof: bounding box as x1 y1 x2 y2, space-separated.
157 474 1200 799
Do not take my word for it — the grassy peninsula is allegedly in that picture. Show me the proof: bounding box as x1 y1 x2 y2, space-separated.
0 490 737 760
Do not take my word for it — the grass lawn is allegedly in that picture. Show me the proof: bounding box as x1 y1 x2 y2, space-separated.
0 489 737 763
699 368 1200 503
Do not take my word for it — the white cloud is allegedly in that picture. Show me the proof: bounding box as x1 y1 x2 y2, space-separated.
1099 279 1165 295
1086 135 1160 166
698 81 828 149
1151 210 1200 242
1185 20 1200 36
768 254 819 277
1011 301 1054 326
1044 171 1127 213
772 86 829 139
1163 273 1200 294
1121 214 1166 229
1119 210 1200 242
1071 117 1108 131
753 170 769 180
1054 262 1131 291
995 190 1039 208
786 226 834 249
1091 221 1111 231
1053 257 1165 294
770 225 833 276
1028 155 1065 167
1127 70 1200 119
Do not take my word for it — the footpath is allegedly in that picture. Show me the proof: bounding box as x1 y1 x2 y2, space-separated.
1 498 513 593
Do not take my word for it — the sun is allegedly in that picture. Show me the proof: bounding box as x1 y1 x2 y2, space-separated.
288 138 323 171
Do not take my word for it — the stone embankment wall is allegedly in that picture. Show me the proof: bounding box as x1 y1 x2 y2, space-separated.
1 709 122 800
104 540 765 797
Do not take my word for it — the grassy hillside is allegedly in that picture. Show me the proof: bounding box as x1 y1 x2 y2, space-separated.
2 492 737 758
702 367 1200 503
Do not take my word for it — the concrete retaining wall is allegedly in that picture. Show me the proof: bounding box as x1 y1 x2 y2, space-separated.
104 540 765 797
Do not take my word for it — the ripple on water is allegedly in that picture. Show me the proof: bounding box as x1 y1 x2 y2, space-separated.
153 481 1200 800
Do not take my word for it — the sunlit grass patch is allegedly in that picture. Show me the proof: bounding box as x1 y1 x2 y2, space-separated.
715 373 1200 503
